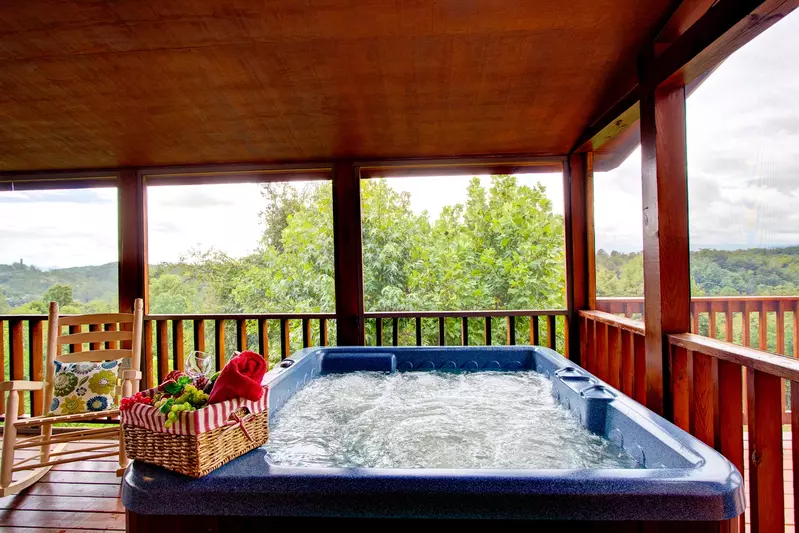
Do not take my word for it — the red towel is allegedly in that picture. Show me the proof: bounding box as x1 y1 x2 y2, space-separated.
209 351 267 404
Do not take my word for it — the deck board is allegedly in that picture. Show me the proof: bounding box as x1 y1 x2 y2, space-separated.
0 432 797 531
0 436 123 532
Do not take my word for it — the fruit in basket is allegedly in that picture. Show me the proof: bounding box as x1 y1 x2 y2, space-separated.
120 392 152 411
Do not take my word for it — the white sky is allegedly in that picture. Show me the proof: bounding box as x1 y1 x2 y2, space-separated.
1 9 798 267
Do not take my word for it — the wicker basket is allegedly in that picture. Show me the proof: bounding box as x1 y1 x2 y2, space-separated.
121 389 269 478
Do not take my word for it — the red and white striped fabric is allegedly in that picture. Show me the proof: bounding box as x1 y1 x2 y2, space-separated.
120 387 268 436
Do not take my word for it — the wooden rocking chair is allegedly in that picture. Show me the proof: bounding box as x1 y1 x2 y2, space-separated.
0 299 144 496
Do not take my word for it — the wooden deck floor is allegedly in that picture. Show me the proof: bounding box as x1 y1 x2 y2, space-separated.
0 432 794 531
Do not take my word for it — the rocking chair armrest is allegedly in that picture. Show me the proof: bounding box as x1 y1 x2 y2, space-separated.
0 380 46 392
121 370 142 381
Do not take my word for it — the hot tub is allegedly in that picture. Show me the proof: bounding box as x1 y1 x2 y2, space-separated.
122 346 744 532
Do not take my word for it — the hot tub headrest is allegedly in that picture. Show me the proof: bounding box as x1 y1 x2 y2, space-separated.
322 352 397 373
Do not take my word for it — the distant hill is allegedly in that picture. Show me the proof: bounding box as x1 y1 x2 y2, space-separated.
0 262 118 307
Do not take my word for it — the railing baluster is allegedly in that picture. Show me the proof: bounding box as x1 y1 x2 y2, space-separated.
709 307 717 339
193 319 205 352
719 360 745 533
461 317 469 346
320 318 328 347
759 301 768 351
606 324 621 389
725 302 733 343
10 319 24 416
691 302 699 334
259 319 269 358
280 318 290 360
746 368 784 533
438 317 445 346
236 319 247 352
484 316 491 346
392 318 399 347
586 319 595 375
376 318 383 347
415 316 422 346
547 315 556 350
530 316 539 345
302 318 311 348
777 301 786 355
634 333 646 404
143 320 154 390
156 320 169 383
506 316 515 346
671 345 693 433
620 330 633 396
214 319 226 371
0 319 5 415
743 302 751 348
624 303 632 318
173 319 184 372
28 319 44 416
692 351 719 448
595 322 608 381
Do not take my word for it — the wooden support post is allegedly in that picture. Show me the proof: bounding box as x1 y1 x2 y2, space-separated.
0 320 4 415
319 319 328 347
415 317 422 346
172 319 184 372
484 317 492 346
280 319 290 360
302 319 312 348
259 319 269 357
640 82 691 417
237 319 247 352
10 319 24 416
156 320 169 382
564 152 594 365
332 162 364 346
506 316 515 346
214 320 225 371
118 169 148 314
547 316 557 350
376 319 383 347
438 317 445 346
530 316 539 345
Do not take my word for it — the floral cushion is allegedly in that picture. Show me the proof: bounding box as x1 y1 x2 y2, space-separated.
48 360 122 416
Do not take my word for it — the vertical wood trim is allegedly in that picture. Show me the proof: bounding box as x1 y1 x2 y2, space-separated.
747 369 784 533
438 317 445 346
320 319 328 347
719 360 745 531
634 333 647 404
595 322 608 381
193 320 205 353
214 320 225 371
332 162 364 346
280 319 290 360
640 83 690 417
118 169 148 313
565 153 593 366
376 319 383 347
506 316 515 346
28 319 44 416
586 319 596 375
259 319 269 356
621 330 634 396
415 317 422 346
606 325 622 389
172 319 184 372
0 320 4 415
143 320 154 391
156 320 169 383
461 317 469 346
531 316 540 345
670 345 693 433
484 317 492 346
236 319 247 352
692 351 719 448
691 303 699 333
792 380 799 532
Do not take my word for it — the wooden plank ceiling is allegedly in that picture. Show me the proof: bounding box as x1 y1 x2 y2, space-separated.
0 0 674 171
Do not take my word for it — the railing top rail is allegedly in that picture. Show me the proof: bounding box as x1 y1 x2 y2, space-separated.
669 332 799 382
365 309 567 319
144 313 337 321
596 295 799 303
578 310 645 335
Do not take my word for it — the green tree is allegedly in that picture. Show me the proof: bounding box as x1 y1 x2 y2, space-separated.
42 283 73 307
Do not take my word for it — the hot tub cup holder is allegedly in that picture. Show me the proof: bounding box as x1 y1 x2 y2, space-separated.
579 384 617 401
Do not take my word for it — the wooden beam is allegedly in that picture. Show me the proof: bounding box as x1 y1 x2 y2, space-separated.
640 83 691 417
563 153 593 364
331 161 365 346
118 169 147 314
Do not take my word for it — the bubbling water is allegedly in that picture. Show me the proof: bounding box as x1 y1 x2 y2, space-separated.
265 371 640 469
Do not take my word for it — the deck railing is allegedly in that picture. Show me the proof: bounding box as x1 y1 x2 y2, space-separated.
0 309 566 419
582 308 799 533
